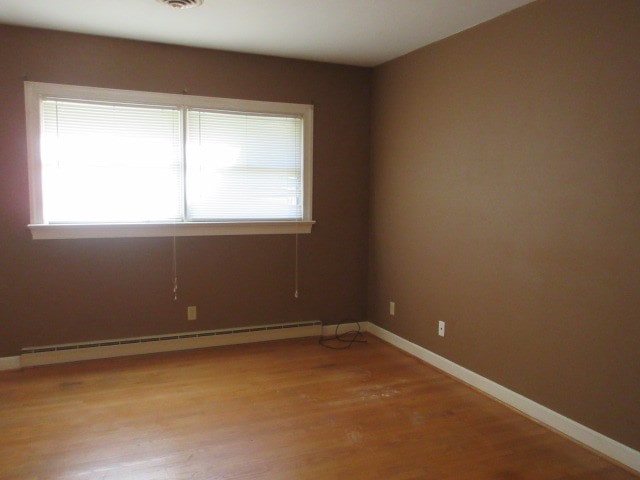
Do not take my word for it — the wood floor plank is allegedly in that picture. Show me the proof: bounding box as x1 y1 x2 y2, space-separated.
0 336 637 479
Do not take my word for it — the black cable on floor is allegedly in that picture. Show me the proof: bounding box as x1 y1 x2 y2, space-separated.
318 321 367 350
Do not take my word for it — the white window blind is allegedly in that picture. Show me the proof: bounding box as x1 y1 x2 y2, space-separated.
41 100 183 223
187 110 303 221
25 82 314 239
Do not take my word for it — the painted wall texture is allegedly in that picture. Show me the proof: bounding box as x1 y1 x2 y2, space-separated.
0 25 371 357
1 0 638 456
369 0 640 451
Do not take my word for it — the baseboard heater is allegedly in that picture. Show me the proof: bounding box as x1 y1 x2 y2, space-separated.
20 321 322 367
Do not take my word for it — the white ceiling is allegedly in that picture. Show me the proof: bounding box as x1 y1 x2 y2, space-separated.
0 0 535 67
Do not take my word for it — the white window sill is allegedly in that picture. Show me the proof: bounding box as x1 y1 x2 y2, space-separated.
28 221 315 240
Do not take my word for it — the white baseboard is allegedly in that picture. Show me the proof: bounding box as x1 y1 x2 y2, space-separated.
365 322 640 474
20 322 321 368
0 356 21 371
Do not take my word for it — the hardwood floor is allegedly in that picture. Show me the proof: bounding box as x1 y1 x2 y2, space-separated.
0 336 637 479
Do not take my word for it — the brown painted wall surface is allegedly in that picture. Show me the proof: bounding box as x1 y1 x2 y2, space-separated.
369 0 640 451
0 25 371 356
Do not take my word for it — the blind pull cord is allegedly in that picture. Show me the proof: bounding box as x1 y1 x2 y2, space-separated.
172 235 178 301
294 233 299 299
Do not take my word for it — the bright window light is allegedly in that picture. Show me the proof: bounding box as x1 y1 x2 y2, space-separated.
41 101 183 223
25 82 314 239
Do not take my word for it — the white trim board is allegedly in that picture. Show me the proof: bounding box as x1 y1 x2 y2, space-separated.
29 221 315 240
0 356 21 371
364 322 640 475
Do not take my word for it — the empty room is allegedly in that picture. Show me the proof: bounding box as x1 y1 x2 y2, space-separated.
0 0 638 478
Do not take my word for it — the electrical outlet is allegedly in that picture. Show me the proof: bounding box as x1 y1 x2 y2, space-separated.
389 301 395 316
438 320 445 337
187 306 197 321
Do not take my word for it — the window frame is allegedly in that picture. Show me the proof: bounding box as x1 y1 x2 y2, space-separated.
24 81 314 240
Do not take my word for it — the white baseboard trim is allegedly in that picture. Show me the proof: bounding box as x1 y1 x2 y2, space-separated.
365 322 640 475
0 356 21 371
20 322 321 368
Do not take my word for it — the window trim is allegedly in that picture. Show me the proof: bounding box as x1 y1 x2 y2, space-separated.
28 221 316 240
24 81 314 239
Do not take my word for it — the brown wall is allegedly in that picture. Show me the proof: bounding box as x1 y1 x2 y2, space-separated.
369 0 640 451
2 0 639 455
0 25 371 356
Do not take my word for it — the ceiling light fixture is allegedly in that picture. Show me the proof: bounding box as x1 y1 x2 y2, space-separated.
157 0 204 9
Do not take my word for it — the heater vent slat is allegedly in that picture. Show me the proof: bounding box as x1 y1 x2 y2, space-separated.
22 321 322 355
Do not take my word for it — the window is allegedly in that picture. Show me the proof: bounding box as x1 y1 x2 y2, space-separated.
25 82 314 239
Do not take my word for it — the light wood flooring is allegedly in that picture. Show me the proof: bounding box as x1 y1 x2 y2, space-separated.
0 336 637 479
